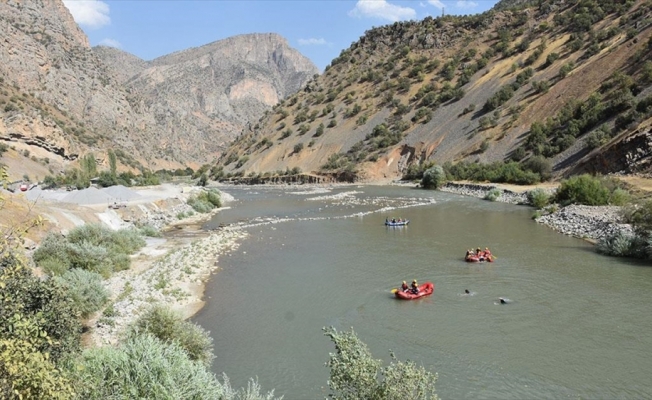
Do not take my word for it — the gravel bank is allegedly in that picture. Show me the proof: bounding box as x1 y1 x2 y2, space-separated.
439 182 632 241
90 226 247 346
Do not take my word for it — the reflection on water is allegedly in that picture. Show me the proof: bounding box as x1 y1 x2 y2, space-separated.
194 185 652 399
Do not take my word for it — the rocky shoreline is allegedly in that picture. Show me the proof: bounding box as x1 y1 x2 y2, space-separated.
440 182 631 241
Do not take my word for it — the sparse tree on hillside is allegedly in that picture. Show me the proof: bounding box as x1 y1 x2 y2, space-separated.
108 149 117 178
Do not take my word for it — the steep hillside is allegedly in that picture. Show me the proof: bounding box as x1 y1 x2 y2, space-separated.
217 0 652 182
0 0 318 176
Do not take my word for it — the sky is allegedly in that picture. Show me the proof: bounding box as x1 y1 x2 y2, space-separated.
62 0 500 71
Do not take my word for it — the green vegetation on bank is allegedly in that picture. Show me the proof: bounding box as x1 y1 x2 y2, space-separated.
187 188 222 213
33 224 145 278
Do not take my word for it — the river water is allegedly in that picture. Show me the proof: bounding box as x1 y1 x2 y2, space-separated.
193 185 652 399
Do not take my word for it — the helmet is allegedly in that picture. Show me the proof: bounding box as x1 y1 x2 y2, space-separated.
485 247 489 250
477 248 481 251
402 281 406 284
412 279 417 283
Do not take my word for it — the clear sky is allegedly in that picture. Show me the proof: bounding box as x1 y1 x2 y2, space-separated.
63 0 500 71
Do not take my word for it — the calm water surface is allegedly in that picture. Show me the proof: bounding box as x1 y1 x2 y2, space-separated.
193 185 652 399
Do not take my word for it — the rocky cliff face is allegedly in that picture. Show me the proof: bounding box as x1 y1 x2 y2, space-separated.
0 0 318 171
109 33 319 163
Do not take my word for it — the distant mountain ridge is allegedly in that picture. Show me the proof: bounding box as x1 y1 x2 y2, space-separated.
0 0 318 171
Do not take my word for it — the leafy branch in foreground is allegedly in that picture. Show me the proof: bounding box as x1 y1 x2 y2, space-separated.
324 326 438 400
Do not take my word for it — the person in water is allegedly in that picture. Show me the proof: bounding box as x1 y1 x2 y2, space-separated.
499 297 507 304
401 280 409 292
464 289 470 294
410 279 419 294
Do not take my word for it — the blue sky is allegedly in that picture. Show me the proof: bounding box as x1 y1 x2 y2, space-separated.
63 0 499 71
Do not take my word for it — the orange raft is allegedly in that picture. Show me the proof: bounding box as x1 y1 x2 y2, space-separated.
465 254 494 262
394 282 434 300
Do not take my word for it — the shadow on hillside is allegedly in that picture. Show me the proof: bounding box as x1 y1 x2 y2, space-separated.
554 146 592 172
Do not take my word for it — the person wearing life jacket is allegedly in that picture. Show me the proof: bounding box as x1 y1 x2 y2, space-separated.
410 279 419 294
401 281 409 292
465 249 473 259
484 247 492 261
476 247 485 260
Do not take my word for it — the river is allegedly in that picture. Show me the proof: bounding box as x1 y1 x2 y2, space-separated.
193 185 652 399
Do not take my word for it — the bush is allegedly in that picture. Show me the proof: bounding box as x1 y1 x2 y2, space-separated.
554 174 610 206
72 334 278 400
421 165 446 189
522 156 552 181
187 189 222 214
131 305 214 366
138 224 162 237
527 188 550 208
609 188 630 206
33 225 146 278
0 336 75 400
621 199 652 234
0 255 81 363
596 231 640 257
324 327 437 399
484 188 501 201
54 269 108 318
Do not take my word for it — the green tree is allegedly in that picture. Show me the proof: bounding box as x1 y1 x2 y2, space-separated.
324 327 438 400
108 149 117 178
554 174 610 206
421 165 446 189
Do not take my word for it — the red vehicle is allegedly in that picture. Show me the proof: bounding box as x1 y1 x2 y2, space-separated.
393 282 434 300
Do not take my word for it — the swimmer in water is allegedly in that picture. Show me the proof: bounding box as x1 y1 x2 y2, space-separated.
464 289 470 294
499 297 507 304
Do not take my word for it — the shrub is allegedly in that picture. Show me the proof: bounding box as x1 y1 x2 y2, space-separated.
324 327 437 399
554 174 610 206
621 199 652 234
187 189 222 214
131 305 214 366
522 156 552 181
33 225 145 278
609 188 630 206
0 255 81 363
421 165 446 189
527 188 550 208
138 224 162 237
293 143 304 154
484 188 501 201
596 231 639 257
72 334 278 400
54 269 109 318
0 335 75 400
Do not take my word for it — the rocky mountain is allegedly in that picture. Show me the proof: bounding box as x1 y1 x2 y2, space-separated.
217 0 652 182
0 0 318 174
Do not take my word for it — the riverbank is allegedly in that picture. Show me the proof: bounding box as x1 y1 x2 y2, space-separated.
439 181 632 241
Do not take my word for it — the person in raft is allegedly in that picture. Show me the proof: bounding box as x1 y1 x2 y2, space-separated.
484 247 492 259
410 279 419 294
401 280 409 292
